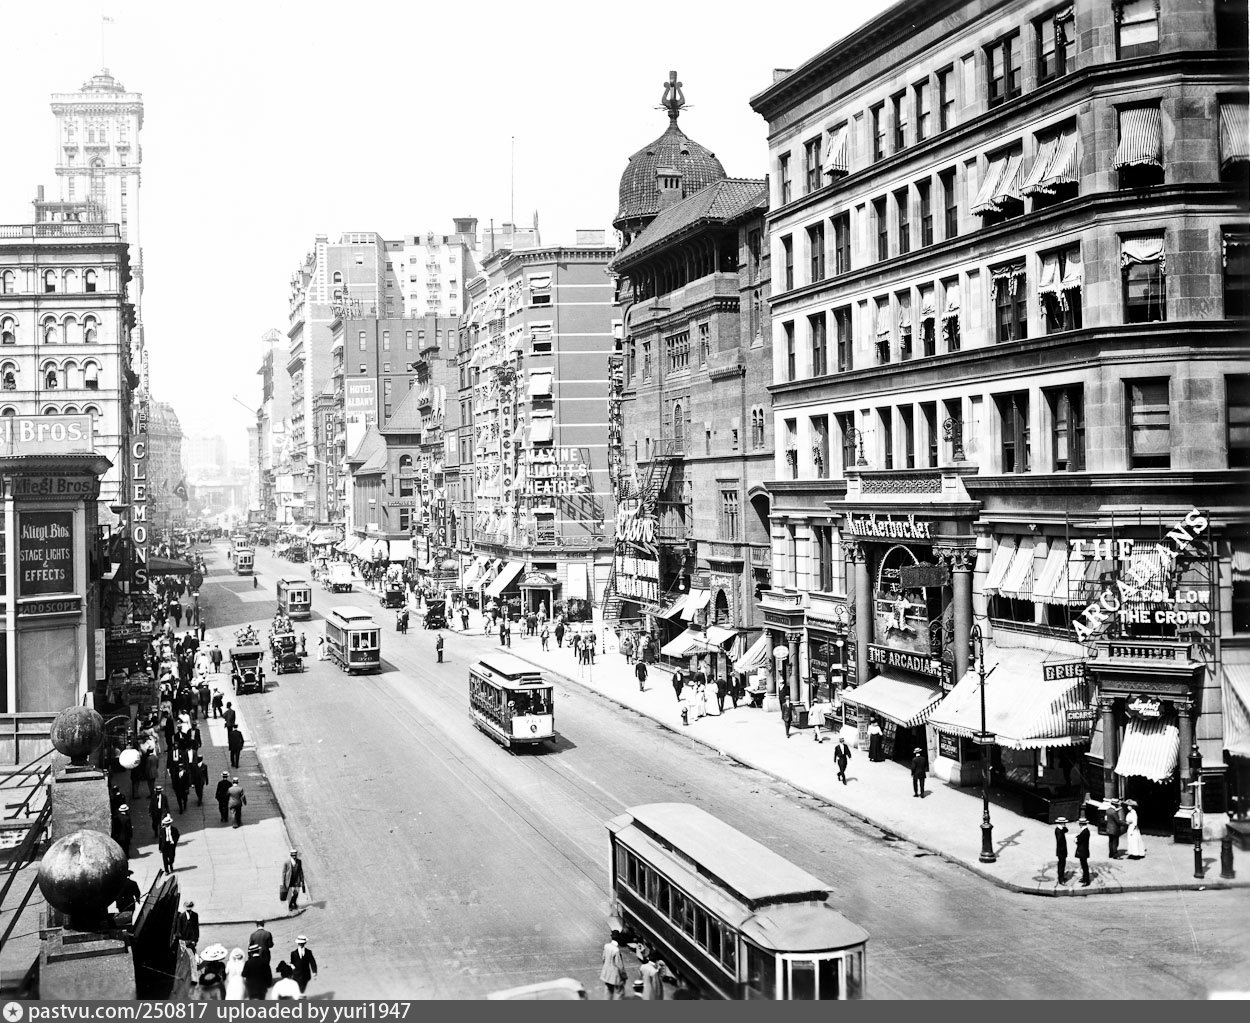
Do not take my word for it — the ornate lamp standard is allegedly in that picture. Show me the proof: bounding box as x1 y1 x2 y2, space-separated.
844 427 869 467
1189 743 1205 879
969 623 997 863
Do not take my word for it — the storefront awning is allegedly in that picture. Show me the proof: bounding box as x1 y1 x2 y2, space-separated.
463 558 485 589
1115 715 1179 783
999 538 1037 600
658 593 688 619
734 633 771 673
681 588 711 621
389 539 414 562
703 625 739 648
1031 546 1073 605
341 535 364 554
983 537 1016 593
485 559 525 598
565 562 588 600
660 628 718 658
840 673 943 729
1222 664 1250 759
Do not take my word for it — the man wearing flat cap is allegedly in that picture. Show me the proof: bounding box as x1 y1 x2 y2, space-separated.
282 849 306 911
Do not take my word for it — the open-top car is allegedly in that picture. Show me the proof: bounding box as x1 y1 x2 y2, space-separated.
270 630 297 660
230 646 266 695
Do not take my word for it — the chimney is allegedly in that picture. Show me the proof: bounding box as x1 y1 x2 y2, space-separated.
575 229 606 246
655 167 683 210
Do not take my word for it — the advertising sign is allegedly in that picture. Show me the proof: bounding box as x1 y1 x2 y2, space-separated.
18 511 76 596
1043 661 1088 683
0 415 94 457
345 379 378 420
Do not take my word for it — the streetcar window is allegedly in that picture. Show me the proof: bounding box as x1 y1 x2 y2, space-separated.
645 868 661 906
626 853 639 891
817 957 841 1000
789 960 816 1000
846 951 863 999
721 935 736 973
616 845 628 880
656 877 671 917
745 941 776 999
693 907 708 949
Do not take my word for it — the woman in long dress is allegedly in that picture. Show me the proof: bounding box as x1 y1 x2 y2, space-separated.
224 947 246 1000
1125 802 1147 858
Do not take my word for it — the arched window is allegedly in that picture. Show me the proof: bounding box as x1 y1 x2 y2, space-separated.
1 317 15 345
42 405 59 416
61 405 78 415
62 315 78 345
2 363 17 391
64 269 78 292
44 323 58 345
84 269 97 293
0 407 16 417
82 405 100 420
1 270 14 294
332 271 343 285
399 454 413 469
45 368 59 389
43 270 58 294
672 403 684 443
82 317 98 344
713 589 730 626
84 363 99 389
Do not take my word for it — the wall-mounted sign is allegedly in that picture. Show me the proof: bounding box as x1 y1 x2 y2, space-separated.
0 415 94 457
95 627 107 681
615 501 655 546
848 514 931 540
867 643 946 680
1043 661 1088 683
1127 696 1162 719
19 595 83 617
345 379 377 415
10 476 99 499
900 562 949 589
614 552 659 605
1065 707 1098 724
19 511 75 597
938 732 960 760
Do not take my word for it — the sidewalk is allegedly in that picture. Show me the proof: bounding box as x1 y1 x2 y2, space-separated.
117 628 305 926
490 623 1248 897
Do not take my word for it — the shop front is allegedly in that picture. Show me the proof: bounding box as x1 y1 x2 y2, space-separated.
520 571 557 617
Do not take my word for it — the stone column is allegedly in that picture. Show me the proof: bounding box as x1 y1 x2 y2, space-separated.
788 632 801 704
846 538 872 686
1177 702 1194 811
1100 697 1119 801
765 630 779 712
937 545 975 683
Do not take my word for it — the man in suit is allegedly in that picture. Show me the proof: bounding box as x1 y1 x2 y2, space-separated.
289 936 318 993
249 921 274 966
1105 798 1123 859
1075 815 1092 886
223 702 237 730
228 725 245 769
1054 816 1070 883
148 785 170 836
228 777 247 828
176 899 200 954
191 754 209 806
158 814 180 873
214 771 232 824
112 803 133 858
833 737 852 785
911 747 927 797
281 849 306 911
114 869 143 917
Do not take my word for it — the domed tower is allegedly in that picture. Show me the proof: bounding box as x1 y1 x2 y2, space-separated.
614 72 727 247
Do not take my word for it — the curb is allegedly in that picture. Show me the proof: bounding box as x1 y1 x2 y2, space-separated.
511 649 1245 898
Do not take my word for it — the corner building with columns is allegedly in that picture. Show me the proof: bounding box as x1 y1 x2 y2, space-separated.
751 0 1249 834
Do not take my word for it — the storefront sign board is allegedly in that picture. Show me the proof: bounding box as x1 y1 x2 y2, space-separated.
0 415 94 457
1043 661 1087 683
18 511 75 597
900 562 949 589
938 732 960 760
867 643 945 679
848 514 931 540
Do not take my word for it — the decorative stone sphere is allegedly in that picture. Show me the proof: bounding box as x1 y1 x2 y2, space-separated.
38 830 128 925
50 707 106 765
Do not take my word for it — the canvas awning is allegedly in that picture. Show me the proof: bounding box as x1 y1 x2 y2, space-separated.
149 556 193 576
1115 714 1180 782
1031 545 1074 605
1220 101 1249 170
928 645 1090 749
660 628 719 658
463 557 486 589
703 625 739 648
840 673 943 728
565 562 588 600
971 149 1024 215
658 593 688 619
982 537 1017 593
681 589 712 621
485 559 525 598
1020 126 1078 196
822 123 849 176
531 416 554 443
1114 106 1162 169
733 633 771 673
999 538 1037 601
1222 664 1250 759
528 372 553 399
389 539 414 562
343 535 364 554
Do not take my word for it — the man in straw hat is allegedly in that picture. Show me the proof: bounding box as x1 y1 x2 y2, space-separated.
289 935 318 993
911 746 927 797
1075 814 1092 886
1054 816 1070 884
1105 798 1124 859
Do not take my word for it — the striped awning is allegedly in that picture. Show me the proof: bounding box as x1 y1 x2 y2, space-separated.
999 538 1037 601
1222 664 1250 758
484 559 525 598
658 593 689 619
660 628 719 658
1114 106 1162 170
681 588 712 621
840 672 943 728
1220 101 1249 170
734 633 771 673
971 149 1024 215
983 537 1017 594
1115 714 1180 782
1031 545 1074 605
1020 126 1079 196
822 123 849 175
928 644 1090 749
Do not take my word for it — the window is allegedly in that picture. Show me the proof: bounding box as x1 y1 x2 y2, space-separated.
836 412 856 470
359 330 367 351
986 33 1021 107
332 271 343 285
808 223 826 282
0 270 13 294
874 297 891 364
44 270 57 294
1225 231 1250 317
1228 375 1250 468
1047 385 1086 471
1115 0 1159 59
879 407 894 469
383 379 392 419
1037 6 1073 83
1041 245 1083 333
896 292 913 360
784 419 798 479
781 235 794 290
895 188 910 255
84 363 99 390
940 168 958 239
45 368 59 389
359 363 367 373
914 81 931 142
992 262 1028 343
666 331 690 372
804 136 823 193
809 312 828 377
399 476 414 497
784 322 796 381
779 153 792 204
1220 100 1249 185
705 428 713 455
786 524 799 581
751 408 766 449
918 180 933 247
1127 378 1171 468
919 286 936 356
1121 234 1166 322
1217 0 1250 49
720 490 741 540
2 370 14 390
1022 123 1080 208
399 508 411 531
834 306 853 372
642 341 652 379
814 525 835 592
899 406 916 469
698 322 711 365
972 147 1025 221
997 391 1031 473
1115 106 1164 188
871 103 886 162
892 91 908 152
832 213 851 275
873 198 889 261
1235 545 1250 634
382 330 391 351
383 362 391 373
747 228 763 282
938 67 955 131
528 274 552 306
84 269 97 293
921 402 938 467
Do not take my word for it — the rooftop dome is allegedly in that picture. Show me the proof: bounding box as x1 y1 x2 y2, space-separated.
81 69 125 93
615 72 726 226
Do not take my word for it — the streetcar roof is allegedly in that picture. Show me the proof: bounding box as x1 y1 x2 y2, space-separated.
326 606 377 624
610 803 834 909
279 577 309 586
472 653 547 686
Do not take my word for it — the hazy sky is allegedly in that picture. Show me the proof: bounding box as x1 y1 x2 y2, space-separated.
0 0 896 462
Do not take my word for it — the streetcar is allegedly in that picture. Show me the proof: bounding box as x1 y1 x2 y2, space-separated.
233 547 254 575
323 606 381 674
468 653 554 749
276 576 312 620
606 803 868 1000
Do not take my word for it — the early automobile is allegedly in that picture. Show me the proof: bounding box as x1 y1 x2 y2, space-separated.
230 646 266 695
270 630 297 660
274 649 304 675
423 605 448 630
380 584 406 609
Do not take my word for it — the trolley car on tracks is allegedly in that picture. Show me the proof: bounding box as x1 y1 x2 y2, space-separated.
323 606 380 674
468 653 554 749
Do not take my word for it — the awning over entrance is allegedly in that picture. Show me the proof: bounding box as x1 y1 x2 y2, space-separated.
1223 665 1250 759
520 571 557 588
660 628 719 658
485 559 525 598
928 645 1090 749
463 557 486 589
681 589 711 621
565 562 588 600
703 625 738 648
388 539 414 562
841 673 942 728
1115 715 1180 783
340 535 363 554
658 594 688 619
149 556 193 576
734 633 771 673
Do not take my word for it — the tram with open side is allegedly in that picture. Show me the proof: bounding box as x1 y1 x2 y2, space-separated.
468 653 554 749
607 803 868 999
276 576 312 620
323 606 380 674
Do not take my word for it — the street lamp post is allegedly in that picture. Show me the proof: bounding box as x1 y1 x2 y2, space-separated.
970 624 997 863
1189 743 1204 879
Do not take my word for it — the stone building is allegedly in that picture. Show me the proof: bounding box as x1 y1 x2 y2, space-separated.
146 400 186 533
750 0 1248 828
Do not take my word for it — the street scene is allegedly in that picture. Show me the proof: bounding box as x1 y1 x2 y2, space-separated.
1 0 1249 1003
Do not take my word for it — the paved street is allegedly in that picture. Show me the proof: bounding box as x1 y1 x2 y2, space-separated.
194 543 1250 999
